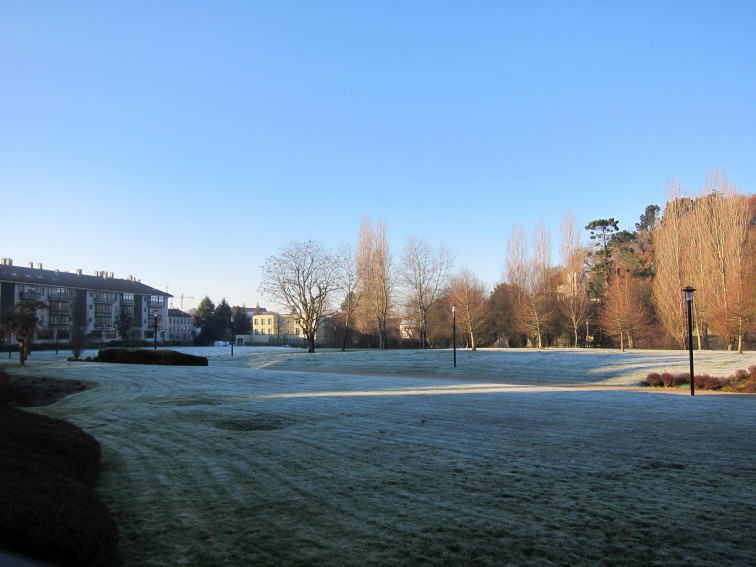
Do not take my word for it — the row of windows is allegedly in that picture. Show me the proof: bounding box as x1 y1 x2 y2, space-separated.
254 318 274 326
253 328 301 335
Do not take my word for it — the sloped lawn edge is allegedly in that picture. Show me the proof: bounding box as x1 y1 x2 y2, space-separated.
0 371 118 566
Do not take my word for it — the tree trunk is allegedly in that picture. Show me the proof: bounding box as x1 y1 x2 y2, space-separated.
341 311 350 352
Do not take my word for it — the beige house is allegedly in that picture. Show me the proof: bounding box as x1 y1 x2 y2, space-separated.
239 305 309 346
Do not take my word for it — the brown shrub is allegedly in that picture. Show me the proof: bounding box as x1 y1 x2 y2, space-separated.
646 373 662 387
673 373 689 387
661 372 675 387
748 365 756 380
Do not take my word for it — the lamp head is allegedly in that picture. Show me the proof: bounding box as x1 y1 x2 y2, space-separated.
682 286 696 301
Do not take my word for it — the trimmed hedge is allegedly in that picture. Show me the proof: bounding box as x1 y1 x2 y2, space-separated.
96 348 208 366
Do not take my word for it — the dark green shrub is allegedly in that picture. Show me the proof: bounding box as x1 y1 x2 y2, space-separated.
96 348 208 366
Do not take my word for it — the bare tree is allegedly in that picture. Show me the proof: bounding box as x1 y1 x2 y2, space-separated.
260 239 336 353
356 216 393 348
652 180 691 348
398 234 454 349
334 243 361 351
506 221 556 348
697 170 753 352
559 210 591 346
448 266 488 350
600 268 649 351
654 171 754 352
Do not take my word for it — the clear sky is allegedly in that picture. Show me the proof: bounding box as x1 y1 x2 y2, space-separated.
2 1 754 312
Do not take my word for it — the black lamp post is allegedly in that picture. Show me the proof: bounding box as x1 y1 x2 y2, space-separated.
230 316 235 356
153 315 158 351
452 303 457 368
683 286 696 396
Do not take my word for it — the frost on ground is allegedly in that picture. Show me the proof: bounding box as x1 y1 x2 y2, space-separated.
5 348 755 566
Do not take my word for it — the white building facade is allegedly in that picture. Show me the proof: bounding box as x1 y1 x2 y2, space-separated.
0 258 172 345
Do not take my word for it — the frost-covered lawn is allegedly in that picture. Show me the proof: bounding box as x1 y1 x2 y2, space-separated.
5 348 755 566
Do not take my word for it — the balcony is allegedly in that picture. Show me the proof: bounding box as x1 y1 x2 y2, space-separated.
48 291 73 301
49 306 70 315
94 295 117 304
20 289 44 299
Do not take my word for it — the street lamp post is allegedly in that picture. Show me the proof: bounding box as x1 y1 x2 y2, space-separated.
683 286 696 396
230 316 235 357
154 315 158 351
452 303 457 368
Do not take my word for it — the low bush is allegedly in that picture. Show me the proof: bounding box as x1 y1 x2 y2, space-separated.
647 367 756 393
96 348 208 366
646 372 662 387
673 373 689 387
700 374 721 390
661 372 675 387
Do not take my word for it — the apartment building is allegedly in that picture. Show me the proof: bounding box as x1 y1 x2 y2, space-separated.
0 258 172 344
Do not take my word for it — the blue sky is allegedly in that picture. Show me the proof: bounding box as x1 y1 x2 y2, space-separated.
2 1 754 312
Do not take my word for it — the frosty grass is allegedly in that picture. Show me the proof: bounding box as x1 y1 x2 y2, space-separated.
5 347 755 566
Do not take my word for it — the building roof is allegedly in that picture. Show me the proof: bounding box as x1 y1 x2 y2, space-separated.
0 261 172 298
168 308 191 317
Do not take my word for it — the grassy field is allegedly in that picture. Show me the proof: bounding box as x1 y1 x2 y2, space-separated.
5 347 756 566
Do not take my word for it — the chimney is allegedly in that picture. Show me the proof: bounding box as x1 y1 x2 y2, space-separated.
37 263 43 270
28 262 34 268
0 258 11 266
76 269 82 276
109 272 114 279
